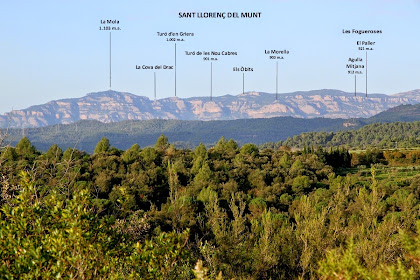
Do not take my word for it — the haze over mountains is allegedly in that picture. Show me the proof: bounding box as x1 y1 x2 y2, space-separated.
1 89 420 128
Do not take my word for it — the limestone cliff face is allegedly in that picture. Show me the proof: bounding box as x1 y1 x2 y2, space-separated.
1 89 419 128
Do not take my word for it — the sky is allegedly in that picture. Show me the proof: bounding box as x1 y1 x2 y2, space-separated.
1 0 419 114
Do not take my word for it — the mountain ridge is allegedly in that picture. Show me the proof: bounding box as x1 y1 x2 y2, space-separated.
1 89 419 128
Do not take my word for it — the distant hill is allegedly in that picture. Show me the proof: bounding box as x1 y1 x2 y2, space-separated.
1 89 419 128
366 103 420 123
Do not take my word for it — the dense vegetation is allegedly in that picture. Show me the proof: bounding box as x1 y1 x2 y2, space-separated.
0 136 419 279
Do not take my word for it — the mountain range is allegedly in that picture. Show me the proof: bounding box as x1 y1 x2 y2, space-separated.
3 101 420 153
1 89 420 128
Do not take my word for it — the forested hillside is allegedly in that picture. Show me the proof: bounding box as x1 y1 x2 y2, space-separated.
5 117 351 152
0 136 419 279
280 121 420 149
366 103 420 123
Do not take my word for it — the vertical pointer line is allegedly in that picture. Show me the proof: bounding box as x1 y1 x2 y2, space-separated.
210 62 213 101
154 72 156 100
365 51 368 97
175 43 177 97
355 75 356 97
109 32 112 89
243 73 245 95
276 61 278 100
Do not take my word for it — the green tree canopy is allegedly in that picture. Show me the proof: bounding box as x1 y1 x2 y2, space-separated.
16 137 37 158
94 137 110 154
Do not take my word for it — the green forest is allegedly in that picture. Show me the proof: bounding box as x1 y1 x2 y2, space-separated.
0 135 419 279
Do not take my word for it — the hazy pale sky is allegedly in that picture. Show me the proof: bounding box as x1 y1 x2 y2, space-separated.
1 0 419 113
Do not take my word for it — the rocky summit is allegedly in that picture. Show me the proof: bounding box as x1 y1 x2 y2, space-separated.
1 89 419 128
